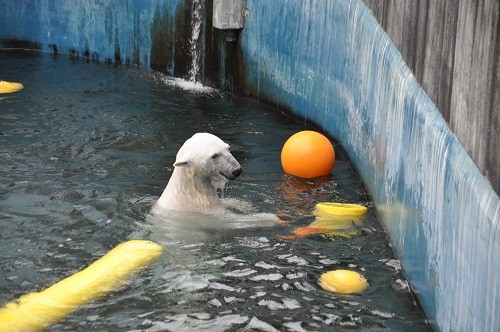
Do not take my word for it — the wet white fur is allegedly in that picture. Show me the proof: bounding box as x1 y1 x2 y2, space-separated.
154 133 242 214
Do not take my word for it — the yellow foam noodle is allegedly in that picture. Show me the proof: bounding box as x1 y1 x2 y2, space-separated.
0 240 163 332
0 80 24 94
314 202 368 217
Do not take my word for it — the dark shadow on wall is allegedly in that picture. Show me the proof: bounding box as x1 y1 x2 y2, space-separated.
149 0 243 92
1 39 42 51
150 1 192 78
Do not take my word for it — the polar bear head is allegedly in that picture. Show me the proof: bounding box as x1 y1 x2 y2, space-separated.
173 133 242 190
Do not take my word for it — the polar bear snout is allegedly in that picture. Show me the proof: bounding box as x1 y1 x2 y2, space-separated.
218 153 242 180
232 167 243 178
222 166 242 180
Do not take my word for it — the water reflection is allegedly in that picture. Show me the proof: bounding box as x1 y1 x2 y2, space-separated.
0 51 429 330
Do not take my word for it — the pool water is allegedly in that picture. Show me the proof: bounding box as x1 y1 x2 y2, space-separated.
0 51 429 330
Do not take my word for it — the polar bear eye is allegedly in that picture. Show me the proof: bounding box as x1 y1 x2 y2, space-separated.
211 153 220 159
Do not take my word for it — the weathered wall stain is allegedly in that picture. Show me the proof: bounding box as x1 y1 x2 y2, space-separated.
196 0 243 91
150 1 194 79
0 0 164 66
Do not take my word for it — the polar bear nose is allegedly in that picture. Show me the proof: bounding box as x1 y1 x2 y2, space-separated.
232 167 242 178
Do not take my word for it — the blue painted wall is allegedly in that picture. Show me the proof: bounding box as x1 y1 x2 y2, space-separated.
0 0 237 87
0 0 193 72
239 1 499 330
1 0 499 330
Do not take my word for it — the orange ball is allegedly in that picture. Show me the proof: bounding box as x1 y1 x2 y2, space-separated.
281 131 335 178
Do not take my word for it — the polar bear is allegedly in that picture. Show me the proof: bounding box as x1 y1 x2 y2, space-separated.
154 133 242 214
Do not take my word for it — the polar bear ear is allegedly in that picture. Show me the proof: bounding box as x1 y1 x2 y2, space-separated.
173 160 188 167
173 150 190 167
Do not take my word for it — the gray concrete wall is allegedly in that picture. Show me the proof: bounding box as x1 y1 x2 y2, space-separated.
363 0 499 194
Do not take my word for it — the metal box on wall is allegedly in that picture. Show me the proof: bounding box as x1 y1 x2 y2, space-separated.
212 0 246 29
